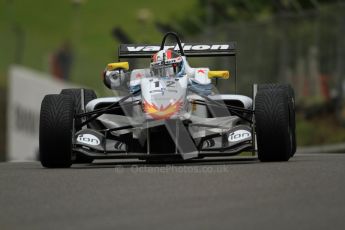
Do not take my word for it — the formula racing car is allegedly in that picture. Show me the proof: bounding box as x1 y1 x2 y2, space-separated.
39 32 296 168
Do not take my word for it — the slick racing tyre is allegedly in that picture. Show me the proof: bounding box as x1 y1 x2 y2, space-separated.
255 86 293 162
39 94 74 168
60 88 97 164
258 84 296 157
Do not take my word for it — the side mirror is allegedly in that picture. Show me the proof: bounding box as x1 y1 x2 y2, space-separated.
107 62 129 71
208 70 230 79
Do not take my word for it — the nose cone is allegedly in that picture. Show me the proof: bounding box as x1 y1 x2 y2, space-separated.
141 75 188 120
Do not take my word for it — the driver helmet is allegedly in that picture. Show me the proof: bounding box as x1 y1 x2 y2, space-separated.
150 49 184 77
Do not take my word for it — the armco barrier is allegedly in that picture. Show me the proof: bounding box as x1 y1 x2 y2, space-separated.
7 65 79 161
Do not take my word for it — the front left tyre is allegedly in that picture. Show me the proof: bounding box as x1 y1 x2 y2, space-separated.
39 94 74 168
255 86 293 162
258 84 296 156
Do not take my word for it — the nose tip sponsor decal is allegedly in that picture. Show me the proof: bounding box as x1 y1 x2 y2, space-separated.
143 99 183 120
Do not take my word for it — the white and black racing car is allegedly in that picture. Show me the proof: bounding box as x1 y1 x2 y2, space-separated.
39 32 296 168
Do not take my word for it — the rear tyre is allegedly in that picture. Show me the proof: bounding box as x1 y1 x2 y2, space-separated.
39 94 74 168
258 84 296 157
60 88 97 164
60 88 97 124
255 87 292 162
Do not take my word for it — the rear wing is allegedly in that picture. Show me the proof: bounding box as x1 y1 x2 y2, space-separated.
118 42 236 59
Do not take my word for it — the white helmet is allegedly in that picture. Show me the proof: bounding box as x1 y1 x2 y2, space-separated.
150 49 184 77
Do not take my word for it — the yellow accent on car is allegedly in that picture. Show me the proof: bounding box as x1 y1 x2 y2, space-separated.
208 70 230 79
107 62 129 71
191 100 197 112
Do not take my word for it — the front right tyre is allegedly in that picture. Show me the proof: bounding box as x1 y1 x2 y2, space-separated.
60 88 97 164
39 94 74 168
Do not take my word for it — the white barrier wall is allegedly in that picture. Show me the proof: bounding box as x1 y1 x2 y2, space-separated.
7 65 79 161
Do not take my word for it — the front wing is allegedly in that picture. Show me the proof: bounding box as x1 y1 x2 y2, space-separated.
73 117 254 160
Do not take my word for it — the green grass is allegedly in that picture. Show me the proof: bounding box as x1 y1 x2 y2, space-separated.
0 0 198 90
296 114 345 146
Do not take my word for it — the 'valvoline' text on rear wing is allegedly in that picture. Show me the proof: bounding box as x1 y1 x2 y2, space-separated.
118 42 236 59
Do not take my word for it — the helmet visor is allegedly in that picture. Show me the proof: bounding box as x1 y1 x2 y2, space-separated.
150 56 182 77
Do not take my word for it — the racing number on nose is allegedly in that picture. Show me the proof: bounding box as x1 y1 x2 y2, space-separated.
152 80 175 89
166 81 176 88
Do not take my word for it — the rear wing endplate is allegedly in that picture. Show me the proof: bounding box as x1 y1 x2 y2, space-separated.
118 42 236 59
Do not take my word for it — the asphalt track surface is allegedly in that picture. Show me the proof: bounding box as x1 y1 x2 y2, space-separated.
1 153 345 230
